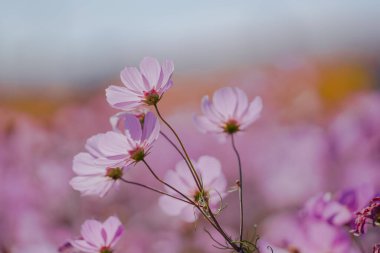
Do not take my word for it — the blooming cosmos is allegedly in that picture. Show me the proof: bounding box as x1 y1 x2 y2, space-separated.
159 156 227 222
70 112 160 197
71 216 124 253
193 87 262 137
106 57 174 111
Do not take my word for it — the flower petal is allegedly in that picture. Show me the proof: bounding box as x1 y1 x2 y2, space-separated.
102 216 124 247
120 67 145 93
193 115 222 134
70 175 114 197
71 239 98 253
212 87 238 119
157 59 174 91
141 112 160 144
158 195 187 216
80 220 105 247
97 131 130 159
240 96 263 129
72 152 105 176
140 57 161 90
105 85 141 111
124 114 142 141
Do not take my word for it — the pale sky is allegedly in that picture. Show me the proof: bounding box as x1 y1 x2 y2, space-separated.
1 0 380 86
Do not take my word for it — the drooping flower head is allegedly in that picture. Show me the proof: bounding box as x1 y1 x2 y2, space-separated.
70 216 124 253
194 87 262 137
70 112 160 197
106 57 174 111
353 196 380 236
159 156 227 222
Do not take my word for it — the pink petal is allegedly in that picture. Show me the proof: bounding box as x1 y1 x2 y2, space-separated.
157 59 174 91
141 112 160 144
80 220 105 247
240 96 263 129
71 239 98 253
102 216 124 247
140 57 161 90
180 205 198 222
200 96 223 124
120 67 145 93
85 134 104 158
97 131 130 159
233 87 249 119
193 115 221 134
72 152 105 175
196 156 225 190
158 195 187 216
70 175 114 197
105 85 141 111
124 114 142 141
212 87 238 119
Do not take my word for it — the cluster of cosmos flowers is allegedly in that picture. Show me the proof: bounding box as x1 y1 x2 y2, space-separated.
1 57 380 252
67 57 263 253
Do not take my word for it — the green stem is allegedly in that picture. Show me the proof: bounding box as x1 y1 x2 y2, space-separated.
231 134 244 246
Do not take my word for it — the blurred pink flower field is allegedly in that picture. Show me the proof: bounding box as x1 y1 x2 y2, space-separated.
1 55 380 253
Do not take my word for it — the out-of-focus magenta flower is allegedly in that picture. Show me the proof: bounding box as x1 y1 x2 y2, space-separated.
373 244 380 253
71 216 124 253
353 197 380 236
303 185 374 226
159 156 227 222
303 192 353 226
70 112 160 197
106 57 174 111
261 213 353 253
193 87 262 136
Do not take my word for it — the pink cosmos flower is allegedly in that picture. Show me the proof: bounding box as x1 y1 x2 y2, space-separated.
71 216 124 253
158 156 227 222
106 57 174 111
70 112 160 197
193 87 262 137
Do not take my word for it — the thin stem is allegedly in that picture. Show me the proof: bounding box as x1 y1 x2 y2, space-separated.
154 104 203 190
206 205 240 251
142 159 195 205
119 178 192 204
160 131 192 170
231 134 244 246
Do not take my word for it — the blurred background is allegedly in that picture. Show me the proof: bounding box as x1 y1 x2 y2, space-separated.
1 1 380 252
